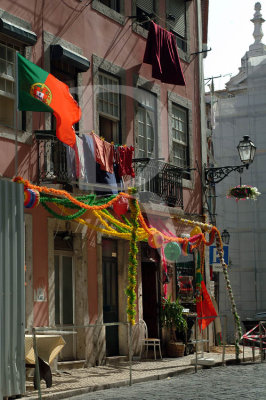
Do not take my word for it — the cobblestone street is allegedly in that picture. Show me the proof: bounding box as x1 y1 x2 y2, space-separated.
71 362 266 400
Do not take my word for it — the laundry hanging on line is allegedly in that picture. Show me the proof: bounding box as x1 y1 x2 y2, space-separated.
66 132 135 193
143 21 186 86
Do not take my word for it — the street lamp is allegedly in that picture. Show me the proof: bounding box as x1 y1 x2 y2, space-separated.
205 136 256 184
237 135 256 165
221 229 230 245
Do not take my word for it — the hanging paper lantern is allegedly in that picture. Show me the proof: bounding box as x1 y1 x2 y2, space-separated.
113 197 129 216
148 232 164 249
24 188 40 209
164 242 181 262
190 226 202 237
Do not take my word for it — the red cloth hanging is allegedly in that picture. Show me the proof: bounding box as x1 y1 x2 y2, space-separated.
143 21 186 86
117 146 135 178
92 132 114 174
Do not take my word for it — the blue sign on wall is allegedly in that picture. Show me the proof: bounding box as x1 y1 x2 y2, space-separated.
209 245 229 265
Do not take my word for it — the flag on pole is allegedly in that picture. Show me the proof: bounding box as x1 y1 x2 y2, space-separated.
17 53 81 147
196 252 217 331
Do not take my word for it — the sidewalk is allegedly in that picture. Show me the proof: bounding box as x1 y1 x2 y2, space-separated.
21 346 261 400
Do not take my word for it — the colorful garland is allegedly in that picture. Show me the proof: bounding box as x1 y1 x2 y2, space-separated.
125 188 139 325
15 176 241 339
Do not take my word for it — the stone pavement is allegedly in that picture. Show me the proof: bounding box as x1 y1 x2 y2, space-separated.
21 346 261 400
70 362 266 400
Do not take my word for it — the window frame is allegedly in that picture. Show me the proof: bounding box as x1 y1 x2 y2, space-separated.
93 54 125 145
97 70 121 144
43 32 87 137
92 0 125 25
50 58 80 134
171 103 189 170
165 0 190 61
131 0 159 38
135 87 157 159
134 76 161 161
168 90 193 187
0 38 23 130
98 71 120 122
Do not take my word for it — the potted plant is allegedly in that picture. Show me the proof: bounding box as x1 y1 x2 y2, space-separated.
227 185 261 201
161 296 187 357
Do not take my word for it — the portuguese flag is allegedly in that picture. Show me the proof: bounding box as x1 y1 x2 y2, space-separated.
17 53 81 147
196 252 217 331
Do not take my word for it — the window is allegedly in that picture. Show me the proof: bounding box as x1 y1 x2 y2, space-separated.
171 104 188 169
136 88 157 158
99 0 120 12
0 40 21 128
136 0 155 30
166 0 187 51
55 253 74 325
97 71 120 143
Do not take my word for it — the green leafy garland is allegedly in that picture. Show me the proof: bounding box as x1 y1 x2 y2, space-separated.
125 188 139 325
39 194 116 220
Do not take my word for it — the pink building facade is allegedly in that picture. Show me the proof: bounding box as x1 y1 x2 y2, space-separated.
0 0 208 364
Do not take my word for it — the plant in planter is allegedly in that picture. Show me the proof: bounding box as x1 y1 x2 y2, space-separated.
161 296 187 357
227 185 261 202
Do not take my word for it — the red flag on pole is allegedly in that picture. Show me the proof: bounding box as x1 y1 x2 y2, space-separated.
196 253 217 331
17 53 81 147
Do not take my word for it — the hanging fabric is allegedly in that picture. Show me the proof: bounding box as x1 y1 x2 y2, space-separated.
143 21 186 86
91 131 114 174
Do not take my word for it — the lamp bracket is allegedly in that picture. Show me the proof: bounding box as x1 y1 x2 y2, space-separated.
205 164 248 184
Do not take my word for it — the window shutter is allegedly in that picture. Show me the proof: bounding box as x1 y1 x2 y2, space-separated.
167 0 186 38
136 0 154 15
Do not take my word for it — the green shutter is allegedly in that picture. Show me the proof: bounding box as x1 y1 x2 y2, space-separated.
167 0 186 38
136 0 154 15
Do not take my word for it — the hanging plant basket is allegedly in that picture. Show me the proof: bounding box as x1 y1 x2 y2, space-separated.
227 185 261 201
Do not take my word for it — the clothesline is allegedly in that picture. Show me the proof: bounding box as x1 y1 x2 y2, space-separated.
132 10 188 44
67 131 135 195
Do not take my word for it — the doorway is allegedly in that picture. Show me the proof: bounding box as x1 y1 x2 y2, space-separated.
102 239 119 356
141 242 161 338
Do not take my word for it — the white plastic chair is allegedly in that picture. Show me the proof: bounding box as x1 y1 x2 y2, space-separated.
139 319 162 360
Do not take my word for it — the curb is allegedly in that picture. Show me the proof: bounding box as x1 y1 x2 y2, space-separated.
21 355 262 400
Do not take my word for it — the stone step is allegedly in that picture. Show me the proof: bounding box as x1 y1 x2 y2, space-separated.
190 357 215 367
105 356 128 366
57 360 86 370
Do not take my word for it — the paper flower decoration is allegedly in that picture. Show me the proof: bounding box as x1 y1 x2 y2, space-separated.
148 232 164 249
190 226 202 236
113 197 129 215
24 188 40 209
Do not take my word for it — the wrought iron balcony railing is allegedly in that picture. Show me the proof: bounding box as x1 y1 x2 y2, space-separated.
35 132 69 184
133 158 184 208
35 134 183 208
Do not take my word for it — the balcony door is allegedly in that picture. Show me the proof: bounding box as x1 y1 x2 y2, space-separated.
102 239 119 356
54 251 75 360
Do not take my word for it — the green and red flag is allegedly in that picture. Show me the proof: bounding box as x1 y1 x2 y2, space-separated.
196 252 217 331
17 53 81 147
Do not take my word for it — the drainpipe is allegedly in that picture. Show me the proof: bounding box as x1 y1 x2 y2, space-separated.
196 0 211 291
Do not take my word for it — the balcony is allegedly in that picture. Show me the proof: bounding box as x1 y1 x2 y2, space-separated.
134 159 184 208
35 132 69 184
35 135 184 208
